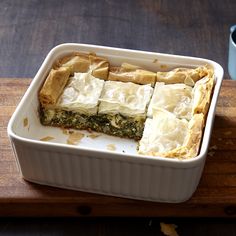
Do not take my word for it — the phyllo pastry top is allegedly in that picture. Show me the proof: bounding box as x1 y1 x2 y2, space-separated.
148 65 214 120
39 52 109 108
147 82 193 120
56 72 104 115
98 81 153 117
138 109 204 159
108 63 156 86
192 69 215 116
156 66 209 85
53 52 109 80
38 50 215 159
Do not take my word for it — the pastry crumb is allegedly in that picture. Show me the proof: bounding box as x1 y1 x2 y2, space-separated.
23 117 28 127
61 127 69 135
152 58 158 63
226 139 234 145
209 145 217 150
160 222 179 236
160 64 168 69
40 136 55 141
208 151 215 157
67 132 85 145
107 144 116 151
88 133 101 139
208 145 217 157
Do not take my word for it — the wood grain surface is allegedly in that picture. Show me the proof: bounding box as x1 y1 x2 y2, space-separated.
1 78 236 217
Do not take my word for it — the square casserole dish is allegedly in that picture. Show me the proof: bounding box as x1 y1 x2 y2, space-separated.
8 43 223 203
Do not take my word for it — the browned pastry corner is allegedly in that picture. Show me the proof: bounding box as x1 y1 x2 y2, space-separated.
53 52 109 80
89 54 109 80
39 67 70 106
192 67 215 117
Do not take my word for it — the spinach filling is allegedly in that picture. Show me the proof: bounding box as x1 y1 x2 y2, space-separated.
91 114 145 140
40 108 90 129
40 107 145 140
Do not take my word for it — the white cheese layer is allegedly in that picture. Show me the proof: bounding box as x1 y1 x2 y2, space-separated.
147 82 193 120
139 109 189 154
98 81 153 117
57 72 104 115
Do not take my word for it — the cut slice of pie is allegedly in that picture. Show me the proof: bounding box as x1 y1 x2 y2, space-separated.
147 82 193 120
39 72 105 129
148 65 214 122
138 109 204 159
96 80 153 139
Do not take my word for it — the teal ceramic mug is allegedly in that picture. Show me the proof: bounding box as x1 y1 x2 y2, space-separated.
228 25 236 80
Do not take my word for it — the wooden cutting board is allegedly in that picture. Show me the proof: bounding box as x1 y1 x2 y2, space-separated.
1 78 236 217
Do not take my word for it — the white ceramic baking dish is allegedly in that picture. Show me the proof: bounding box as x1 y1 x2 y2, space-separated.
8 43 223 203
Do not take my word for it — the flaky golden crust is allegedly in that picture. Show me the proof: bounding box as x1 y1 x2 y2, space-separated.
89 54 109 80
39 52 215 160
156 66 209 85
39 67 70 106
108 63 156 86
159 113 204 159
138 65 214 159
192 66 215 117
53 52 109 80
139 113 204 159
